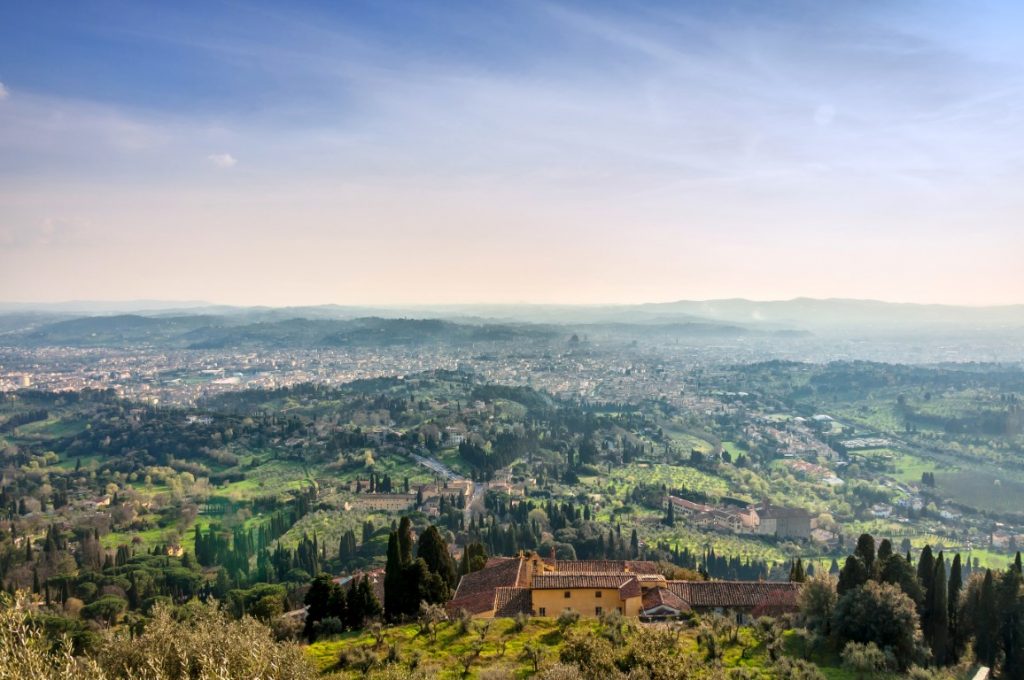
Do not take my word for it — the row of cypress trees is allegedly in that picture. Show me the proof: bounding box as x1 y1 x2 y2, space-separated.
836 532 1023 672
383 517 457 621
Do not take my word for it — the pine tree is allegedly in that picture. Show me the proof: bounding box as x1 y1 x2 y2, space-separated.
630 529 639 558
664 499 675 527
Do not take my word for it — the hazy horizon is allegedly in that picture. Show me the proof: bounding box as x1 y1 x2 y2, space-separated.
3 1 1023 306
3 295 1024 312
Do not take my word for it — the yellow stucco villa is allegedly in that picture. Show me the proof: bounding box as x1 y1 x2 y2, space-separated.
447 552 800 622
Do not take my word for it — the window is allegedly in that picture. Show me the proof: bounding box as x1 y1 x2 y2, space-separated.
564 591 571 599
539 607 546 616
595 591 602 598
595 606 603 615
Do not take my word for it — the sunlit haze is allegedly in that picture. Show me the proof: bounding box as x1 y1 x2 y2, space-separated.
2 1 1023 306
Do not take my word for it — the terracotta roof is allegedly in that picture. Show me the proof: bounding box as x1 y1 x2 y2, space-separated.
550 560 660 574
532 573 640 590
448 556 528 614
669 496 715 513
493 587 532 617
641 586 691 613
665 581 800 611
757 505 812 520
618 577 641 599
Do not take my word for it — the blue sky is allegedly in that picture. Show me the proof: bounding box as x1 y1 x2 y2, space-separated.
1 1 1022 305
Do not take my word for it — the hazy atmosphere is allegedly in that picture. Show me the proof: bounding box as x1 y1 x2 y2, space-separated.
3 0 1024 305
4 4 1024 679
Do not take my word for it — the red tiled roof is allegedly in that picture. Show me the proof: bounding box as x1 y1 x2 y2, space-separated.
493 587 532 617
618 577 641 599
532 573 640 590
549 560 660 574
757 504 812 520
641 586 691 613
448 556 528 615
665 581 800 611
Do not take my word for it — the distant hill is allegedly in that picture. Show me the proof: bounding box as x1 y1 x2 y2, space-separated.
6 315 564 349
2 312 779 349
633 298 1024 331
3 297 1023 337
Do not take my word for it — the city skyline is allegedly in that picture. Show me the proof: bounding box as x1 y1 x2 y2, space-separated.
2 1 1023 306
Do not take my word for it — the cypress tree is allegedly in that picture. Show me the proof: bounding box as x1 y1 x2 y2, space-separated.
417 525 456 592
398 517 413 564
345 580 364 629
303 574 336 641
855 533 876 576
359 575 382 620
948 553 963 660
928 554 948 665
837 555 868 596
975 569 998 668
384 532 402 622
918 545 936 627
998 565 1024 678
877 538 894 562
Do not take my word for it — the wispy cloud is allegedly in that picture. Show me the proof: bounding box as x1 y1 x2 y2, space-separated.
0 217 91 249
0 82 8 100
207 152 237 168
1 2 1023 304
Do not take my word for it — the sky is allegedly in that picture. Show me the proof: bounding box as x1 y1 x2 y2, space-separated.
1 0 1023 307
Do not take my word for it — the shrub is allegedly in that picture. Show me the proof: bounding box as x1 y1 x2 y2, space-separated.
339 645 378 674
510 611 528 633
101 599 316 680
559 630 616 677
833 581 922 671
771 657 826 680
841 641 888 678
312 616 346 639
0 592 104 679
798 573 837 635
556 610 579 633
536 662 587 680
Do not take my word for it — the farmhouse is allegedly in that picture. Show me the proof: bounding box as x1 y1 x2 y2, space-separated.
349 493 417 512
754 503 813 540
447 552 800 623
667 495 760 533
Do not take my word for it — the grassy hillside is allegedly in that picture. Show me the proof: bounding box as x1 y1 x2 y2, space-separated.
304 616 912 679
